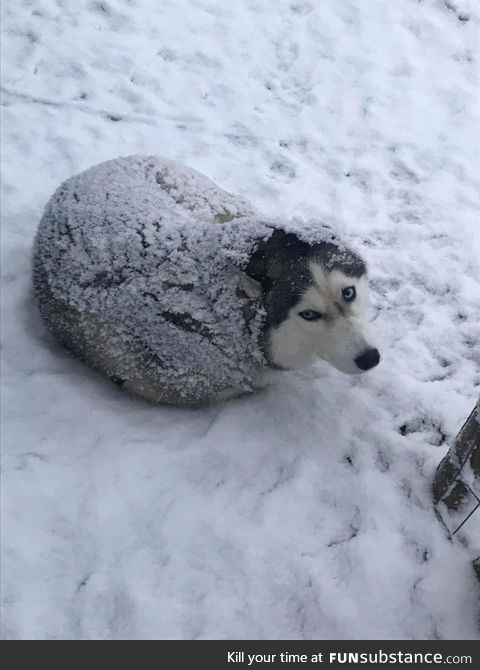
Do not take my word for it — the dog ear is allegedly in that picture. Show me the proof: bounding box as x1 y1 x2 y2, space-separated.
238 271 263 299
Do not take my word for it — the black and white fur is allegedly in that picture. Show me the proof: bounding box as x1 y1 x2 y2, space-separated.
242 230 379 379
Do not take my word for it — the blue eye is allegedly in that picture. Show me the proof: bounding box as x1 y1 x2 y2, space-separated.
342 286 356 302
299 310 323 321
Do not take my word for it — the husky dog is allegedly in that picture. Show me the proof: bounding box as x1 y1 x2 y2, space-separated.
244 229 379 376
33 155 379 406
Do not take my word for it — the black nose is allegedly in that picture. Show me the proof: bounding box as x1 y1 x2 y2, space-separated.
355 348 380 371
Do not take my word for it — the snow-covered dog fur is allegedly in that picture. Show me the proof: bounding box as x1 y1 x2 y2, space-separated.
33 155 379 406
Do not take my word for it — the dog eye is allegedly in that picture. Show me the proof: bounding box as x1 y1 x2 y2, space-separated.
299 310 323 321
342 286 356 302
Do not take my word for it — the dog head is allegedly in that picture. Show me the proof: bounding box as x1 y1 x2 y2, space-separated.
242 229 379 374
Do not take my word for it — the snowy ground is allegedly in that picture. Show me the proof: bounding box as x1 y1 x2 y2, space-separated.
1 0 479 640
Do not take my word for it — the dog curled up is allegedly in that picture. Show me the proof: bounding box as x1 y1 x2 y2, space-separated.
33 155 380 407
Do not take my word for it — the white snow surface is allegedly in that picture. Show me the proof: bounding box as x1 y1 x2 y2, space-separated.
2 0 480 640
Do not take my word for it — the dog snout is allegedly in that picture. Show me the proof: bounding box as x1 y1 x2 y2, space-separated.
355 348 380 371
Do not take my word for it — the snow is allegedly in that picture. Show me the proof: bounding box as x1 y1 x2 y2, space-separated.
1 0 479 640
